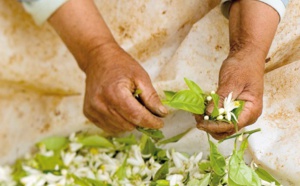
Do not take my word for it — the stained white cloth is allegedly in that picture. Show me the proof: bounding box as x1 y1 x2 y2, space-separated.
0 0 299 185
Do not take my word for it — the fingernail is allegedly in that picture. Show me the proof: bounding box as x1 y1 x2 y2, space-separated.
159 106 168 115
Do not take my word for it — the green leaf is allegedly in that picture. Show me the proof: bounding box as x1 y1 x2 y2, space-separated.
38 136 68 151
157 128 191 145
255 167 280 185
71 174 91 186
84 177 108 186
228 151 255 186
133 89 143 97
187 174 210 186
210 93 220 118
114 157 127 180
210 172 224 186
232 100 245 120
156 150 169 162
140 135 158 156
218 128 261 143
163 90 205 114
187 179 202 186
78 135 114 148
12 159 27 182
163 91 177 101
199 173 211 186
198 161 211 174
184 78 203 95
228 176 241 186
209 139 226 176
153 162 169 181
251 170 262 186
137 127 165 141
236 138 249 159
35 153 64 171
155 180 170 186
114 134 137 145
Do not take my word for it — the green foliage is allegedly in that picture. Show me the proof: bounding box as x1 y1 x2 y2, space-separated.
137 127 165 141
38 136 68 151
157 128 191 145
162 78 205 114
208 139 226 176
255 167 281 185
78 135 114 148
210 93 220 118
163 90 205 114
153 162 169 181
114 133 138 145
114 157 128 180
184 78 203 95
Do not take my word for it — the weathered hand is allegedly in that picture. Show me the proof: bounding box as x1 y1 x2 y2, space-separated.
83 42 168 134
196 56 264 139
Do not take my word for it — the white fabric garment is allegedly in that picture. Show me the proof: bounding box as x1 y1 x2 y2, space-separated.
21 0 68 25
221 0 287 19
0 0 299 185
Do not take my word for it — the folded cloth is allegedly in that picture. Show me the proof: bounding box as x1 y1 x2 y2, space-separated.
21 0 68 25
221 0 289 20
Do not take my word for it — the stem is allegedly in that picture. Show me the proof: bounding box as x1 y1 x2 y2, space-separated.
218 128 261 143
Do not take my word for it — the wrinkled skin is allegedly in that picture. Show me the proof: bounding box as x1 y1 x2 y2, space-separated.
49 0 168 134
49 0 278 137
83 42 168 134
195 0 279 139
196 56 264 140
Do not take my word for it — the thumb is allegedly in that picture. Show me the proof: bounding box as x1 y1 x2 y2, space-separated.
135 79 168 117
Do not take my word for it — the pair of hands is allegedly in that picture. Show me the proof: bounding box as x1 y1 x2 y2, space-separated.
82 41 264 139
48 0 277 140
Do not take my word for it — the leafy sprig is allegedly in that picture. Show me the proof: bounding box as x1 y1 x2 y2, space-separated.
161 78 281 186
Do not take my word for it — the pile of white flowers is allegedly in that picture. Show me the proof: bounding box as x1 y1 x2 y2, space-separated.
0 131 210 186
0 87 281 186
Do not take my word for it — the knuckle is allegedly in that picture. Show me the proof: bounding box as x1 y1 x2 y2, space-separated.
145 91 160 102
129 111 143 124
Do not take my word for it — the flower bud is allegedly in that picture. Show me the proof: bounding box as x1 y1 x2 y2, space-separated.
217 115 224 120
206 96 212 101
218 108 225 114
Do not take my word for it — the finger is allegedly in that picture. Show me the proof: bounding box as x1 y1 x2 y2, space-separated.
196 115 235 140
209 131 235 140
196 117 235 134
89 105 136 132
84 110 122 134
236 101 262 129
135 79 168 117
116 89 164 129
107 107 136 131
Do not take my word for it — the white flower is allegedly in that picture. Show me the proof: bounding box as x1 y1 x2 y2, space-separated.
69 142 83 152
261 180 277 186
211 91 216 94
21 174 46 186
204 115 209 120
0 166 15 185
171 150 188 169
127 145 145 167
166 174 184 186
61 152 76 166
223 92 240 122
